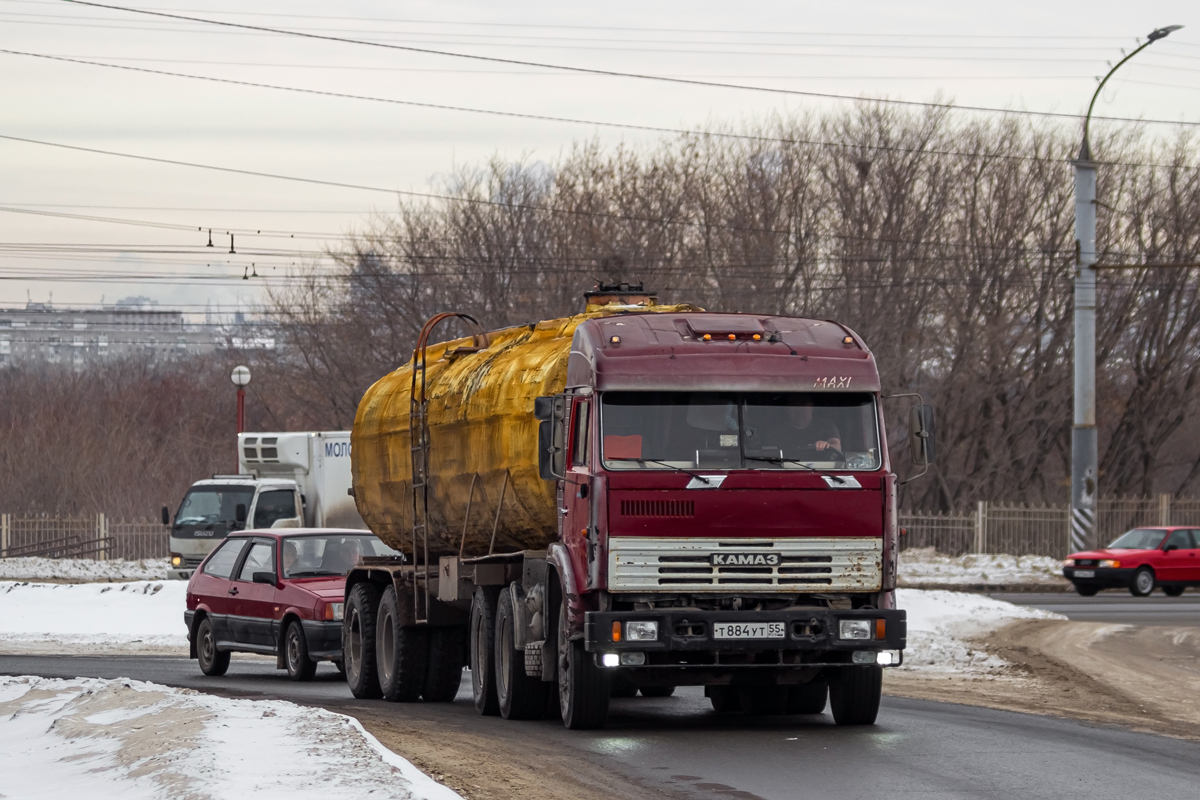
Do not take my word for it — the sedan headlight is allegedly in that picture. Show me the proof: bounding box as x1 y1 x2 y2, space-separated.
1098 559 1121 569
839 619 873 640
624 621 659 642
1063 558 1076 567
324 602 344 621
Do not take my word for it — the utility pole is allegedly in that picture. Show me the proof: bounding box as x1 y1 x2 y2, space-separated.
231 365 251 472
1071 25 1181 552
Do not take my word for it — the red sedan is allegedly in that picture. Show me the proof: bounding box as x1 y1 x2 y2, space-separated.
1063 526 1200 597
184 529 397 680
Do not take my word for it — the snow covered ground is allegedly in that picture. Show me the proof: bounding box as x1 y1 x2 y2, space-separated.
0 675 461 800
895 587 1065 676
898 547 1067 587
0 557 168 582
0 580 187 655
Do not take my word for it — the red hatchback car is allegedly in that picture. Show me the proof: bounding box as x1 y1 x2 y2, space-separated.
184 529 397 680
1063 526 1200 597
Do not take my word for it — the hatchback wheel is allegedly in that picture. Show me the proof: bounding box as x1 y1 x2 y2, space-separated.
196 617 230 677
285 620 317 682
1130 567 1156 597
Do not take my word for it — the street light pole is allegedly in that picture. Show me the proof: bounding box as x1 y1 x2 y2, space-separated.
230 365 251 472
1071 25 1182 552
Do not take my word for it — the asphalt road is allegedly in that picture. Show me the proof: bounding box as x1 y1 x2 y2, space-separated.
990 592 1200 624
3 654 1199 800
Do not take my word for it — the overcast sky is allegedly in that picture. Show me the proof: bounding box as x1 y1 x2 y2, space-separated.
1 0 1196 315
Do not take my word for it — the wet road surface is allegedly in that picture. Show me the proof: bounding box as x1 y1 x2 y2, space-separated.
990 592 1200 624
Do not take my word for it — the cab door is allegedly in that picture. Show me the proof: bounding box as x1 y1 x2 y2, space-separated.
563 396 595 589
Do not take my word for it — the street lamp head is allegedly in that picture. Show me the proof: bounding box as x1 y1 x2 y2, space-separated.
230 365 251 387
1147 25 1183 42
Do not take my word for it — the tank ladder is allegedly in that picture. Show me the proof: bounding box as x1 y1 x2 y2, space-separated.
409 312 489 623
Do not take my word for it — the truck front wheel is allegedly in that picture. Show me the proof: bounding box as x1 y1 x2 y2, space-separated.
470 586 501 716
557 591 610 729
376 585 428 702
344 582 382 699
829 665 882 725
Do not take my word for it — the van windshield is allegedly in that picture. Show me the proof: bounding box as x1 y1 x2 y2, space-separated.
176 485 256 527
601 391 880 471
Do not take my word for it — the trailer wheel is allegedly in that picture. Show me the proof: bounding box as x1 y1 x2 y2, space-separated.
424 626 466 702
344 582 382 699
470 586 501 716
829 665 882 725
557 590 610 729
786 679 828 715
196 617 230 677
376 585 428 702
639 685 676 698
496 589 551 719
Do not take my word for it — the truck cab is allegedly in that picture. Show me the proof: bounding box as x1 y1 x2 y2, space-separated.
165 431 365 580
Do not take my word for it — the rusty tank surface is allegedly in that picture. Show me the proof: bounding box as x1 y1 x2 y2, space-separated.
351 289 698 558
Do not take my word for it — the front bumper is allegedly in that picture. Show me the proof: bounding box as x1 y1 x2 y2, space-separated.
1063 566 1134 587
584 608 906 669
301 619 343 660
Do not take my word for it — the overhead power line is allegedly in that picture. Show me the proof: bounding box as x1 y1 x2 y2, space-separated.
59 0 1200 127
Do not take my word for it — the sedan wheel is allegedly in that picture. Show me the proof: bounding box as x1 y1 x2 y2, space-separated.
285 620 317 682
1130 567 1156 597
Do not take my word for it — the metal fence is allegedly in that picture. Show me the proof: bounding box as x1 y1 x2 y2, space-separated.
900 495 1200 559
0 514 168 561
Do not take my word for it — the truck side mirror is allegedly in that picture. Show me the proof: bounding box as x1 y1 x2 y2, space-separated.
909 405 936 467
161 505 170 526
235 503 248 525
535 395 567 480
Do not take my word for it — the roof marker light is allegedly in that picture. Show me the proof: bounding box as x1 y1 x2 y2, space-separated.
728 334 736 341
610 335 621 344
842 335 854 344
752 334 762 341
702 334 712 341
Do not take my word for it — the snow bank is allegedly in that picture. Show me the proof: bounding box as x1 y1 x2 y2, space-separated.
899 547 1066 586
0 580 187 655
0 557 169 582
0 675 461 800
896 587 1065 675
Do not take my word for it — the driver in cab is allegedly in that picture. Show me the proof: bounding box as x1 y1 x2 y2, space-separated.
785 403 841 454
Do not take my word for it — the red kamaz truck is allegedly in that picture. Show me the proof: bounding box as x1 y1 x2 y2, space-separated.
342 285 931 729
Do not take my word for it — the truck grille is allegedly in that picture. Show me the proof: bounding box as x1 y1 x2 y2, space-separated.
608 537 882 593
620 499 695 518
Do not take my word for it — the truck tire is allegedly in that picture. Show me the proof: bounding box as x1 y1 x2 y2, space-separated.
496 589 550 719
376 584 428 702
284 620 317 682
344 581 383 699
424 626 466 702
829 665 882 726
470 586 501 716
557 590 610 729
786 679 828 714
639 685 676 698
196 617 230 677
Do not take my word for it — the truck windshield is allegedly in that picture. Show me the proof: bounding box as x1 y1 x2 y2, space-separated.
601 391 880 471
281 535 400 578
175 485 256 527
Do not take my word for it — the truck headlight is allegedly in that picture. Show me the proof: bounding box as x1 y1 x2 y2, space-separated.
852 650 876 664
876 650 900 666
324 602 344 621
601 653 620 667
620 652 646 666
625 621 658 642
171 555 182 567
839 620 873 640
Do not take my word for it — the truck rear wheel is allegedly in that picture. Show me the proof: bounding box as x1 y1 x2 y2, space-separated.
424 626 466 702
470 586 501 716
829 665 882 725
496 589 551 719
344 582 382 699
557 591 610 729
786 679 828 714
376 585 428 702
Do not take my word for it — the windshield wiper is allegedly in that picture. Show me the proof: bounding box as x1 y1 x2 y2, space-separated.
606 457 712 484
744 455 819 472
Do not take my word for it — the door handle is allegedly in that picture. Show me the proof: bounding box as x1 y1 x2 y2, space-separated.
228 587 239 596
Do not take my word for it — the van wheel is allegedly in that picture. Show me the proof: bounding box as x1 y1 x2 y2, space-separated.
196 617 230 677
558 588 610 729
786 679 828 714
496 588 551 719
344 581 382 699
829 666 882 726
424 626 466 702
376 585 428 702
284 620 317 682
470 586 501 716
1130 567 1156 597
